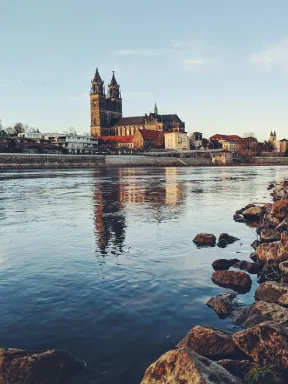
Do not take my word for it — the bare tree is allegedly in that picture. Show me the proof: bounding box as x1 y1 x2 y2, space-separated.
243 132 256 138
14 122 25 134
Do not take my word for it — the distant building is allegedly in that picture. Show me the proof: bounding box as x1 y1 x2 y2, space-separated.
210 134 242 144
268 130 277 142
18 131 43 140
44 134 98 154
164 132 190 151
99 136 134 150
268 131 288 153
189 132 203 148
90 68 185 138
212 151 233 165
133 129 161 150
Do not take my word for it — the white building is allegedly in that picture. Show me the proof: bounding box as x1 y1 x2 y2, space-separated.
44 134 98 154
18 131 43 139
164 132 190 151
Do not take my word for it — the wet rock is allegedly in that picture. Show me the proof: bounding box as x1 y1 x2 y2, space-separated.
212 259 240 271
279 261 288 276
212 270 252 294
262 212 281 229
206 292 238 319
276 218 288 232
232 260 262 275
260 228 281 243
255 281 288 304
233 214 246 223
0 348 85 384
264 203 273 213
232 321 288 371
140 349 244 384
242 206 263 221
250 240 260 250
257 264 281 283
271 200 288 221
217 234 239 248
256 241 288 264
281 231 288 242
177 325 240 360
278 293 288 307
249 252 258 262
268 183 275 190
272 182 288 201
193 233 216 247
217 360 258 380
231 301 288 328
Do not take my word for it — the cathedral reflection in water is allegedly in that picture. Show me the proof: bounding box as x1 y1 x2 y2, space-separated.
93 168 187 255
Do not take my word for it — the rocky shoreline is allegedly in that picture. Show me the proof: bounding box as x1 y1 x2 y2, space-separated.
141 180 288 383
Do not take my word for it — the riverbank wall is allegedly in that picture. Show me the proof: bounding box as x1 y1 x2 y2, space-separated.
1 153 288 169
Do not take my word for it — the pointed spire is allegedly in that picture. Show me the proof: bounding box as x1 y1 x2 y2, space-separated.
274 130 276 137
154 102 158 115
93 67 102 82
270 130 273 136
109 71 118 86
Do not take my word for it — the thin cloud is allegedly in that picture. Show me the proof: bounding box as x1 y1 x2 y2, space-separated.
115 49 165 56
183 58 208 70
250 39 288 70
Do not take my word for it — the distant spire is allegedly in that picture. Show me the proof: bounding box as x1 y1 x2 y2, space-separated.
93 67 102 82
109 70 118 86
270 130 273 136
154 102 158 115
274 130 276 137
91 67 104 95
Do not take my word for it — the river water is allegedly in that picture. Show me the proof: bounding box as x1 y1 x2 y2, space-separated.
0 166 287 383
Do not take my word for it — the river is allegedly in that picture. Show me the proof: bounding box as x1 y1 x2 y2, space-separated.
0 166 287 383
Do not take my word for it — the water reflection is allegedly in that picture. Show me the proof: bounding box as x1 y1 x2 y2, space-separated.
93 168 187 254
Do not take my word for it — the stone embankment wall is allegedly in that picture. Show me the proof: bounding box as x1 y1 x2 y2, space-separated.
252 157 288 164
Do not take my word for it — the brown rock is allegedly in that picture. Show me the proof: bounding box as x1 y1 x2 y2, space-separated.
250 240 260 250
276 219 288 232
206 292 238 319
257 264 281 283
281 231 288 242
212 259 240 271
212 270 252 294
177 326 240 359
0 348 85 384
256 241 288 264
249 252 258 262
242 206 263 221
262 212 281 229
233 214 246 223
231 301 288 328
232 260 262 274
278 293 288 307
217 234 239 248
279 261 288 275
218 360 258 380
255 281 288 304
140 349 243 384
271 200 288 220
193 233 216 247
232 321 288 370
260 228 281 243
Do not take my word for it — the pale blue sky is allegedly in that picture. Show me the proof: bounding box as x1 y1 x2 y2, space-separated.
1 0 288 140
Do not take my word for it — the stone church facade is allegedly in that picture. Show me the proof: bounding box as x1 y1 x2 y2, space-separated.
90 68 185 138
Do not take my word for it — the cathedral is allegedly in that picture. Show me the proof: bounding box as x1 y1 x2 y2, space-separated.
90 68 185 138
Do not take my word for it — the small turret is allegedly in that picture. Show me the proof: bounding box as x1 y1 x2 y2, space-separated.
154 102 158 115
90 68 104 95
108 71 121 99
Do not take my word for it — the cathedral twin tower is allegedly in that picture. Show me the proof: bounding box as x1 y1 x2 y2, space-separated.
90 68 123 137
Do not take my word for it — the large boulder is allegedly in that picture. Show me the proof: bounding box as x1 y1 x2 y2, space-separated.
272 182 288 201
271 200 288 221
212 271 252 294
217 234 239 248
212 259 240 271
177 326 240 360
260 228 281 243
257 264 281 283
231 301 288 328
217 360 258 381
232 260 262 275
256 241 288 264
140 349 244 384
0 348 85 384
232 321 288 371
206 292 238 319
242 206 263 221
279 261 288 276
193 233 216 247
255 281 288 304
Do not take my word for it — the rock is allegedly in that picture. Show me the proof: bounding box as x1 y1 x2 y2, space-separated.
212 270 252 294
279 261 288 276
278 293 288 307
249 252 258 262
250 240 260 250
140 349 244 384
256 241 288 264
0 348 85 384
206 292 238 319
255 281 288 304
232 321 288 371
218 360 258 380
262 212 281 229
193 233 216 247
212 259 240 271
217 234 239 248
264 203 273 213
268 183 275 190
232 260 262 275
231 301 288 328
177 325 240 360
257 264 281 283
233 214 246 223
281 231 288 242
260 228 281 243
272 183 288 201
276 218 288 232
271 200 288 221
242 206 263 221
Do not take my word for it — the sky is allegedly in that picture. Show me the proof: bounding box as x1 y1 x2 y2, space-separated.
1 0 288 140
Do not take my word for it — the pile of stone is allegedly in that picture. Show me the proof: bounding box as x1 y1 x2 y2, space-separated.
141 180 288 383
